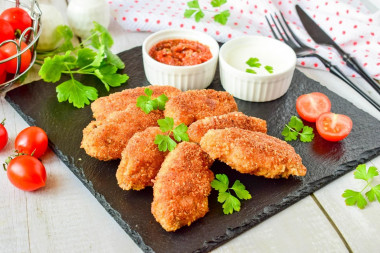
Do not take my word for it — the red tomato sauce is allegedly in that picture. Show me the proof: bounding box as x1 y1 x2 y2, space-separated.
149 39 212 66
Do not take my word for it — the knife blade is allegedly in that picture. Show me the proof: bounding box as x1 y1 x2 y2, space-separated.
295 4 380 95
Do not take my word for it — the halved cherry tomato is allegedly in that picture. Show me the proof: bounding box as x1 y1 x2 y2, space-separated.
296 92 331 122
0 7 32 34
316 112 352 142
6 155 46 191
0 40 31 74
15 126 48 158
0 119 8 150
0 19 14 43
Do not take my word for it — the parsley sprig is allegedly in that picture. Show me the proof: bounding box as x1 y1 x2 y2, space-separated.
154 117 189 152
184 0 230 25
282 116 314 142
38 22 129 108
245 57 274 74
136 88 168 114
342 164 380 209
211 174 252 214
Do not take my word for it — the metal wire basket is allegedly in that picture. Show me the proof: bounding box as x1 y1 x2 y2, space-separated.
0 0 42 91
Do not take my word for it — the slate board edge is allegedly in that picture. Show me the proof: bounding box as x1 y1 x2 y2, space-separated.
6 94 380 253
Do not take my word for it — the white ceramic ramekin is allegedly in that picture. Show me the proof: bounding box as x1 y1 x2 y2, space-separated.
219 36 296 102
142 29 219 91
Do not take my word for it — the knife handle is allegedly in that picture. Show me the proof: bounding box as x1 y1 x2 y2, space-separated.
312 55 380 112
343 55 380 94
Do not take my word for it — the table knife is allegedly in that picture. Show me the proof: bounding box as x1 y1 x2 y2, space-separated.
295 4 380 95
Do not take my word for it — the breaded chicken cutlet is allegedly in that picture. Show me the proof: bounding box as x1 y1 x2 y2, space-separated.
164 89 238 126
188 112 267 143
81 104 163 161
116 127 168 191
200 128 306 178
91 85 181 120
152 142 214 232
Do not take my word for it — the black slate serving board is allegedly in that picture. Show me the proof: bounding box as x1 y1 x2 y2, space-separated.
5 46 380 253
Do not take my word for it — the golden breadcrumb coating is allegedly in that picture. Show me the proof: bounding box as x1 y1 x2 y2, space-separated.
116 127 168 191
164 89 238 126
200 128 306 178
91 85 181 120
151 142 214 232
188 112 267 143
81 104 163 161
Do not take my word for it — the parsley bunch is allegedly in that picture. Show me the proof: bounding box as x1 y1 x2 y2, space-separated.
211 174 252 214
246 57 274 74
184 0 230 25
282 116 314 142
342 164 380 209
154 117 189 152
136 88 168 114
38 22 128 108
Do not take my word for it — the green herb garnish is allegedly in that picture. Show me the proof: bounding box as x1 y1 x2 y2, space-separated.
38 22 129 108
282 116 314 142
154 117 189 152
246 57 261 68
211 174 252 214
342 164 380 209
265 65 274 73
136 88 168 114
184 0 230 25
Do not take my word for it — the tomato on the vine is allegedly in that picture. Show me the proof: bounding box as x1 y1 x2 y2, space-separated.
316 112 353 142
15 126 48 158
296 92 331 123
0 40 31 74
0 119 8 150
0 7 32 34
6 155 46 191
0 19 14 43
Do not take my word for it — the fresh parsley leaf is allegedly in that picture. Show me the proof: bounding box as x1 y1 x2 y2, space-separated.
194 10 205 22
246 57 261 68
342 164 380 209
158 117 174 133
184 9 197 18
39 52 76 83
156 94 168 110
172 123 189 142
299 126 314 142
154 134 177 152
56 79 98 108
187 0 200 8
101 72 129 88
54 25 74 52
76 48 97 68
136 96 153 114
214 10 230 25
144 87 153 97
265 65 274 73
342 189 367 209
136 88 168 114
231 180 252 200
246 68 257 74
105 48 125 69
211 174 251 215
282 116 314 142
91 21 113 49
211 0 227 7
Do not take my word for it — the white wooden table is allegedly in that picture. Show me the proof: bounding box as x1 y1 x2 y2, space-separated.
1 0 380 252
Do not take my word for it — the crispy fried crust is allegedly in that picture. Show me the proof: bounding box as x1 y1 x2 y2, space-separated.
151 142 214 232
81 104 163 161
200 128 307 178
188 112 267 143
116 127 168 191
164 89 238 126
91 85 181 120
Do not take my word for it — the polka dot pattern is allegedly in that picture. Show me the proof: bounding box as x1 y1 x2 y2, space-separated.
109 0 380 77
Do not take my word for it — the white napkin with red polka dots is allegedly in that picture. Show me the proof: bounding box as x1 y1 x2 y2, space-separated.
108 0 380 79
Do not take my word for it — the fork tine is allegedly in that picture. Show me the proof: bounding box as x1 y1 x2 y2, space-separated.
272 13 291 42
265 15 280 41
278 12 308 49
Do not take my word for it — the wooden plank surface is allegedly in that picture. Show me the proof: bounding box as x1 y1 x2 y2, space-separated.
0 0 379 252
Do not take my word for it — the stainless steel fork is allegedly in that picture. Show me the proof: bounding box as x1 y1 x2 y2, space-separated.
265 12 380 111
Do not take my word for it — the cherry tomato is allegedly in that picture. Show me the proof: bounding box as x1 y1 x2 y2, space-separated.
0 50 6 74
316 112 352 142
296 92 331 122
15 126 48 158
0 119 8 150
6 155 46 191
0 70 6 83
0 7 32 34
0 40 31 74
0 19 14 43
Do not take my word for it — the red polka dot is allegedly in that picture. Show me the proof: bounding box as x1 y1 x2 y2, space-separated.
168 22 172 26
136 28 141 32
279 1 282 4
234 22 238 26
325 2 328 5
364 63 368 66
180 24 184 28
342 31 346 35
314 63 318 67
145 19 149 23
369 18 373 22
336 11 339 16
377 63 380 66
228 34 232 38
246 25 250 29
360 35 364 38
254 5 257 8
307 38 311 42
353 41 357 46
326 17 329 21
216 31 220 35
157 20 160 24
352 74 356 77
371 32 375 36
230 6 234 10
240 9 243 14
288 10 292 14
346 9 349 14
329 27 333 31
264 9 268 14
366 41 370 45
353 25 357 29
249 11 253 14
133 18 138 22
204 28 207 32
122 17 126 21
301 61 305 66
339 20 342 24
192 25 195 29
